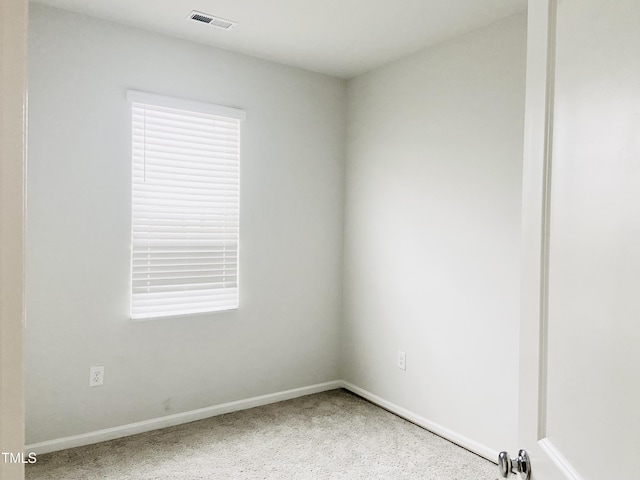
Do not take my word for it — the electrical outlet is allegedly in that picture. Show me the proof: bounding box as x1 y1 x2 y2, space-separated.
89 366 104 386
397 351 406 370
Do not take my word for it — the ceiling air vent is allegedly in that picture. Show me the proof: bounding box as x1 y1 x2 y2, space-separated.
188 11 237 30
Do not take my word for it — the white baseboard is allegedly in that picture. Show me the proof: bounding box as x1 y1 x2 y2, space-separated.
539 438 584 480
339 381 499 464
26 380 342 455
26 379 499 464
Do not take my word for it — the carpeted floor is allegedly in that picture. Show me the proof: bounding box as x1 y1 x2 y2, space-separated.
26 389 501 479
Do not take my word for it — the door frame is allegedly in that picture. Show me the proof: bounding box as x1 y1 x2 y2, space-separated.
0 0 28 479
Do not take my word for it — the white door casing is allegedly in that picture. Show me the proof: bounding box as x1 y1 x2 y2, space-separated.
519 0 640 479
0 0 28 479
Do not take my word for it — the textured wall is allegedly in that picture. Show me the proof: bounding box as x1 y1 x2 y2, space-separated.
342 14 527 453
26 4 346 443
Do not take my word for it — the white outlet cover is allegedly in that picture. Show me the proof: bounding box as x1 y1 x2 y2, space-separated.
89 366 104 386
397 351 406 370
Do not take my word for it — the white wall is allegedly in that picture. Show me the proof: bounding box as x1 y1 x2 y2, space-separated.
26 4 346 444
342 14 527 453
27 3 528 455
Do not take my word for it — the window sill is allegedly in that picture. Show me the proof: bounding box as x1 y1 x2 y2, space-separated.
130 307 238 322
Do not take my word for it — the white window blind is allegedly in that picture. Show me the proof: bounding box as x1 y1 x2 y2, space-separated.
128 90 245 320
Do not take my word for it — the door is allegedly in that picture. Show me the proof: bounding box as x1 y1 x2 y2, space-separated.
518 0 640 479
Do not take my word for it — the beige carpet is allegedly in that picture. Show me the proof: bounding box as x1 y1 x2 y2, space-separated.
26 389 500 479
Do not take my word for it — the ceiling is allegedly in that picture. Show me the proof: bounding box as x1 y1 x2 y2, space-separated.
32 0 527 79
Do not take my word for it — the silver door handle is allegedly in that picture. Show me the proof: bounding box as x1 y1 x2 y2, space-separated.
498 449 531 480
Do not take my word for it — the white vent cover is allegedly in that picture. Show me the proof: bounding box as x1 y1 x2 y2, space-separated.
188 10 237 30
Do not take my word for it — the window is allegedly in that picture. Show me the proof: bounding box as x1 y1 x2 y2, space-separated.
128 91 245 320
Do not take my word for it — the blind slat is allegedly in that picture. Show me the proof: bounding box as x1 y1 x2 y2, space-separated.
133 282 238 294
